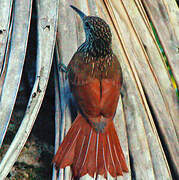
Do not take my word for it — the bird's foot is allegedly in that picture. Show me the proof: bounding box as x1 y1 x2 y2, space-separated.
58 63 68 73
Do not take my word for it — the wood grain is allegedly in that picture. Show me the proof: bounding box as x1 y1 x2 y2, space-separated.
141 0 179 89
53 0 177 179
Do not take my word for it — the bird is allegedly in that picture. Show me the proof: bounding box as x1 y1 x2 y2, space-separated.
53 5 128 179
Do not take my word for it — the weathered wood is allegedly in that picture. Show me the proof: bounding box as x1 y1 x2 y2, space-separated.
0 0 59 178
106 0 178 178
141 0 179 89
53 0 77 179
0 0 33 147
0 2 12 97
52 58 61 180
54 0 174 179
133 0 179 138
0 0 13 74
0 22 12 97
101 1 171 179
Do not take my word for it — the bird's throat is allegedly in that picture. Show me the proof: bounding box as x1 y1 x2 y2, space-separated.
77 39 112 58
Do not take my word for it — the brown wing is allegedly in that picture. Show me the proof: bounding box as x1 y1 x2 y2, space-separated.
68 52 123 132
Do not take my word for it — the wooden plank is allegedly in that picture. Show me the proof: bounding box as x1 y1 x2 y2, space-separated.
104 0 178 178
0 0 59 178
141 0 179 89
0 0 33 147
52 58 61 180
163 0 179 38
133 0 179 138
54 0 172 179
0 21 12 97
102 0 172 179
53 0 77 179
0 0 13 74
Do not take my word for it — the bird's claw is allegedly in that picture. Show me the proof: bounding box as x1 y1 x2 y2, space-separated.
58 63 68 73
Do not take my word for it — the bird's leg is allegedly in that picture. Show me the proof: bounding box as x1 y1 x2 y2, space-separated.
58 63 68 73
58 63 69 80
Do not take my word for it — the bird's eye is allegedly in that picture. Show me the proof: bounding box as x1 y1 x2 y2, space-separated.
85 21 90 27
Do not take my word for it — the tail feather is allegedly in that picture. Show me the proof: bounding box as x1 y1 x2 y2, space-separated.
53 119 81 167
78 129 93 177
60 128 81 168
72 119 91 177
86 130 97 177
75 131 91 177
108 126 123 175
110 123 128 172
53 114 128 178
97 133 105 175
72 129 85 176
106 133 117 177
102 133 108 178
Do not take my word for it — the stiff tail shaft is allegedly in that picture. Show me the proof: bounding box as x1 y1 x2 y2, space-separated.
53 114 128 178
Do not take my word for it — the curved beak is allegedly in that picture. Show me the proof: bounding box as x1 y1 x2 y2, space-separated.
70 5 86 20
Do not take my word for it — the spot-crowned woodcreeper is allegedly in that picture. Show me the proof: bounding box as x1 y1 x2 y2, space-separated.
53 5 128 178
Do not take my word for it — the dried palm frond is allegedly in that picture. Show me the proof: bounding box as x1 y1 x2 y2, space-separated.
53 0 178 179
0 0 59 178
0 0 178 179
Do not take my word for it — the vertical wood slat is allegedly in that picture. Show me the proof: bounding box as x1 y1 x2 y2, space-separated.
52 56 61 180
0 0 59 178
0 0 33 148
0 0 13 74
105 0 178 178
102 0 172 179
53 0 77 179
0 21 12 97
141 0 179 89
133 0 179 138
54 0 172 179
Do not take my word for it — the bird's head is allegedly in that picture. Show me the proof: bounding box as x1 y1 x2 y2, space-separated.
70 5 112 56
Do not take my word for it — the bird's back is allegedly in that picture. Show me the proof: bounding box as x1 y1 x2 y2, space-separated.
68 52 122 86
67 52 123 132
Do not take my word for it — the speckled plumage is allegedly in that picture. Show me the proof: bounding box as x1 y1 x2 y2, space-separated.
53 6 128 179
77 16 112 58
68 15 122 86
68 52 122 86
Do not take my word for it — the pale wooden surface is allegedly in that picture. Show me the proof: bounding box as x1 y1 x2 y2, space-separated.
0 0 13 73
142 0 179 89
53 0 178 179
0 0 33 147
0 0 178 179
0 0 59 178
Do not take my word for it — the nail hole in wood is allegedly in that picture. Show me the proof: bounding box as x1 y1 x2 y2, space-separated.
0 29 6 34
45 25 50 30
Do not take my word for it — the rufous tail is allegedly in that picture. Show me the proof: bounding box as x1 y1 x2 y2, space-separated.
53 114 128 178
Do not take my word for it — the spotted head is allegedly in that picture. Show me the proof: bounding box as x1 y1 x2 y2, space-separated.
70 5 112 57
